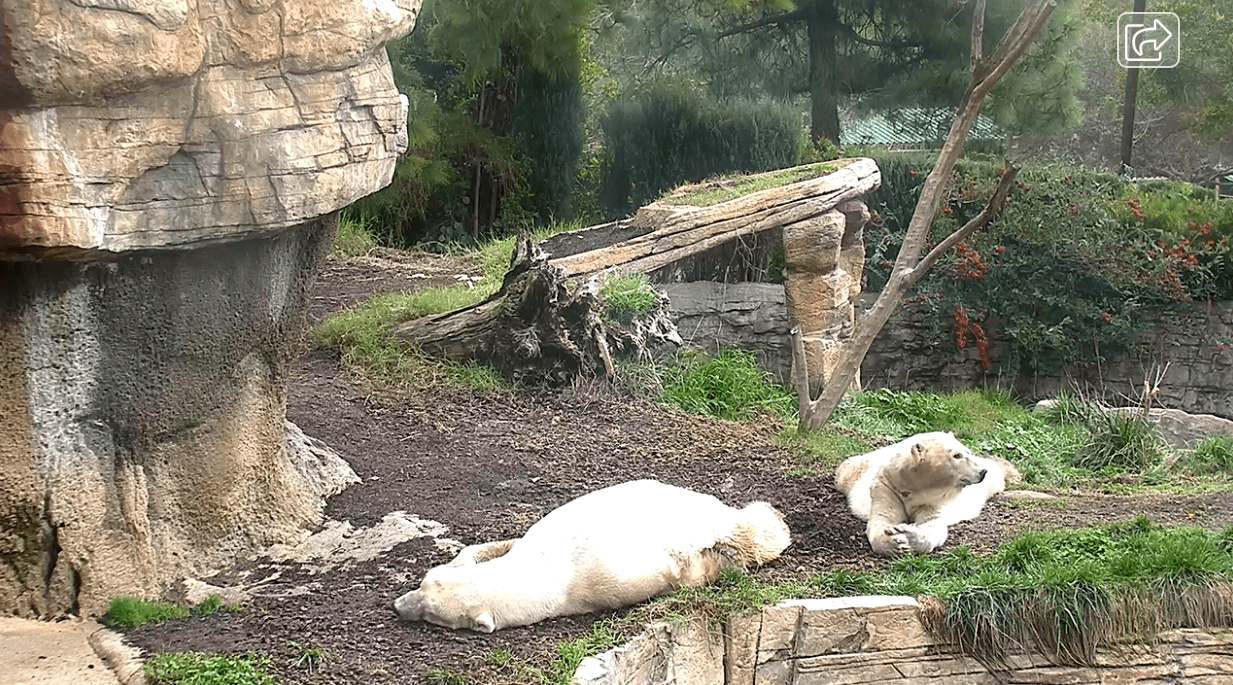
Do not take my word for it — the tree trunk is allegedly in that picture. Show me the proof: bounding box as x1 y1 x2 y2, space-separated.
795 0 1055 430
1119 0 1148 172
807 1 842 144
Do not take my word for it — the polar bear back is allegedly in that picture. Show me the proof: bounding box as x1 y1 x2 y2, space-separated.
515 479 751 560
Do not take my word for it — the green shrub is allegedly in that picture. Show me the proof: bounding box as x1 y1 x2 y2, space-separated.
661 349 795 420
600 84 804 216
862 153 1233 375
105 596 190 628
145 652 278 685
599 273 660 323
1071 411 1167 473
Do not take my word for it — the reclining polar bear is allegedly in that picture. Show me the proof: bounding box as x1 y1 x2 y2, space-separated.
392 479 791 632
835 431 1020 556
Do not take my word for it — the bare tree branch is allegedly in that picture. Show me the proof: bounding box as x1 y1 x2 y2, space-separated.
795 0 1056 430
909 163 1019 287
970 0 987 79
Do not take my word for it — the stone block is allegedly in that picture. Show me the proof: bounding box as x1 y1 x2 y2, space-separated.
783 212 845 274
726 613 760 685
758 604 803 661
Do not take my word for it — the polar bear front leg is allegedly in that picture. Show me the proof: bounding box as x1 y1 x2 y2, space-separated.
446 539 518 567
865 482 914 556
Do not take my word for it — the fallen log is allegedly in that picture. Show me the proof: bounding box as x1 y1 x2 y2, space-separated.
392 234 681 386
396 159 881 386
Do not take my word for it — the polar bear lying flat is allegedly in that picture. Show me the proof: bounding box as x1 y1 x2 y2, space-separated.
835 431 1019 556
391 479 791 632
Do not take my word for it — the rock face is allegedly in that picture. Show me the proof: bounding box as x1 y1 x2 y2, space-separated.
574 596 1233 685
1 0 414 254
0 0 417 616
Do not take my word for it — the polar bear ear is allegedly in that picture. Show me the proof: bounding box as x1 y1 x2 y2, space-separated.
910 442 925 458
474 612 496 633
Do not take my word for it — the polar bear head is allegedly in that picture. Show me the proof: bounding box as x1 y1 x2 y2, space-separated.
392 570 498 633
891 432 987 507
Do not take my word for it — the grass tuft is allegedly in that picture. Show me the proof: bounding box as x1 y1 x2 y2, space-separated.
1184 435 1233 475
144 651 278 685
105 596 190 628
658 162 842 207
660 349 795 420
598 273 660 323
331 215 378 259
1071 411 1167 472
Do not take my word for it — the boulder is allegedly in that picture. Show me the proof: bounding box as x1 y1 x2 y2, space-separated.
0 0 417 616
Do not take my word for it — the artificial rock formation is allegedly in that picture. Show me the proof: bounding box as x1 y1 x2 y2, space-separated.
0 0 417 616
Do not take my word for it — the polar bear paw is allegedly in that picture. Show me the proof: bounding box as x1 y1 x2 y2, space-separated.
885 524 935 555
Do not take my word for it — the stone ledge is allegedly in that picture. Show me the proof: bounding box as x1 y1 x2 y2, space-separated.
573 596 1233 685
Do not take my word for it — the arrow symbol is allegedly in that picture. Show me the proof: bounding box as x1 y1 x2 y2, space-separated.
1130 19 1173 57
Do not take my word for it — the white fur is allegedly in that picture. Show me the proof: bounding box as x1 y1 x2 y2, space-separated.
392 479 791 632
836 431 1013 556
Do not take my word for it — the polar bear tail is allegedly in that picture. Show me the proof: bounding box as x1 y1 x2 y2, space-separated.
727 501 792 567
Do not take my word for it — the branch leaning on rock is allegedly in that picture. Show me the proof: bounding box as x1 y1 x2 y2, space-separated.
793 0 1056 431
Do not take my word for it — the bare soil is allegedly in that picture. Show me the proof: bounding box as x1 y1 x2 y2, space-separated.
123 251 1233 685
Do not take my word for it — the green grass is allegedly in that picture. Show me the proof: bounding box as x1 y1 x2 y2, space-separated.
423 667 468 685
331 215 377 259
660 349 795 420
599 273 660 323
286 641 325 673
468 624 622 685
638 519 1233 665
777 426 874 476
315 223 587 392
144 651 278 685
1180 435 1233 475
104 596 191 627
657 162 842 207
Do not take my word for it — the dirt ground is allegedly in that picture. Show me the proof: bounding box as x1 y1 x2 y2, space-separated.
123 251 1233 685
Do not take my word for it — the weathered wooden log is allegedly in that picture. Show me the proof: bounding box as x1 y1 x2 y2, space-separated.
550 158 880 278
397 159 880 386
393 234 680 386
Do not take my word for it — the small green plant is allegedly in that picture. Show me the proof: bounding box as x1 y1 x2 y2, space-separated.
423 667 468 685
660 349 795 420
1071 411 1167 472
144 651 278 685
331 215 377 259
542 622 622 684
658 162 841 207
1190 435 1233 474
192 595 222 617
847 388 967 435
482 648 516 668
599 273 659 323
105 596 190 628
286 641 325 673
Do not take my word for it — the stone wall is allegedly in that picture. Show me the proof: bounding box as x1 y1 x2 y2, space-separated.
1 0 418 616
862 296 1233 420
661 284 1233 420
574 596 1233 685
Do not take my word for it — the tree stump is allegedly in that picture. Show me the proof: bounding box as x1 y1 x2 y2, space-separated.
393 234 680 386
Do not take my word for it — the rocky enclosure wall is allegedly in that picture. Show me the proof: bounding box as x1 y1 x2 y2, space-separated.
574 596 1233 685
663 283 1233 419
861 296 1233 419
1 0 418 616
